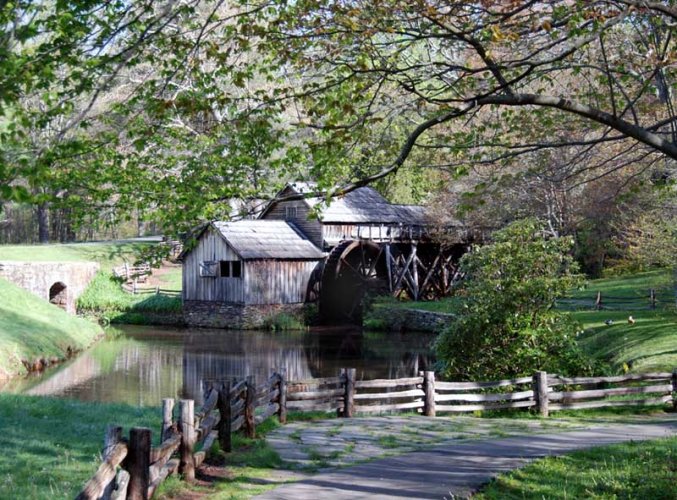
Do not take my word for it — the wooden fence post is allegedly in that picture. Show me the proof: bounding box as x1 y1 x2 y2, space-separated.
126 427 151 500
217 382 232 453
533 371 549 417
179 399 195 481
278 370 287 424
244 376 256 438
650 288 656 309
595 291 602 310
100 425 123 499
343 368 356 418
161 398 174 442
672 369 677 412
423 371 436 417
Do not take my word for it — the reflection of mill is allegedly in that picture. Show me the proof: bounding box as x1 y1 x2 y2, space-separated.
12 326 436 407
302 329 436 382
181 330 313 403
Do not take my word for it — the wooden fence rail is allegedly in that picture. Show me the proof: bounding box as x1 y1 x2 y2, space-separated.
77 368 676 499
557 288 675 310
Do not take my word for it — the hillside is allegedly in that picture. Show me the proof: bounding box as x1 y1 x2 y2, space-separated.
570 270 677 374
0 240 157 265
0 278 103 378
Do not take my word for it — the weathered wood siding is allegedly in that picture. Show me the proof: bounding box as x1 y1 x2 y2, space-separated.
245 260 318 305
182 227 245 303
262 189 323 248
322 224 426 245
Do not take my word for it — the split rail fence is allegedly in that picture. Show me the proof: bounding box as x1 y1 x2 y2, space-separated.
557 288 675 310
77 368 676 499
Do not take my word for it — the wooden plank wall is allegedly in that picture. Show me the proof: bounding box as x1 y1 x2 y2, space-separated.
182 227 244 303
261 197 324 249
245 260 318 305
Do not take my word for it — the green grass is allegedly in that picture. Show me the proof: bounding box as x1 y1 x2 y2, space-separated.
475 436 677 499
155 417 288 499
572 269 674 300
0 241 151 266
0 394 159 499
569 269 677 373
76 271 182 322
0 278 102 378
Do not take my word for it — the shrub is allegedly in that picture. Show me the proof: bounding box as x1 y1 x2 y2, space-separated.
435 218 597 380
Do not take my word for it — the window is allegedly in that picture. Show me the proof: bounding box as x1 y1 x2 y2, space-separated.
285 206 297 220
220 260 242 278
199 261 217 277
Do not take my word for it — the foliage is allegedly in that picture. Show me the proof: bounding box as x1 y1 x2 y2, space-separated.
435 219 595 379
611 212 677 272
263 312 307 331
2 1 676 241
76 272 182 321
0 277 102 378
475 437 677 500
0 394 158 499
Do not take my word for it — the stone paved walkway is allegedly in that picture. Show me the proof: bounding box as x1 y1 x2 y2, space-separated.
256 416 676 499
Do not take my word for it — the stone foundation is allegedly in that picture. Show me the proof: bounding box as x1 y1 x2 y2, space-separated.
0 261 100 315
183 300 305 329
369 306 455 332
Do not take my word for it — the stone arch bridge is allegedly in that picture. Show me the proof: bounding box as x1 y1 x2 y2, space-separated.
0 261 99 314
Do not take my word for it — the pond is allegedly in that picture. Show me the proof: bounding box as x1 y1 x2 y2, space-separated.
1 324 435 407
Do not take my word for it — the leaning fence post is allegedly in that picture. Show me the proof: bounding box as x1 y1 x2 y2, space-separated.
161 398 174 442
179 399 196 481
277 369 287 424
672 369 677 412
343 368 356 418
217 382 232 453
423 371 436 417
127 427 151 500
595 291 602 310
533 371 549 417
100 425 123 499
244 376 256 438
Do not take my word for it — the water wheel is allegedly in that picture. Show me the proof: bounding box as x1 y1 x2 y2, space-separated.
320 241 388 322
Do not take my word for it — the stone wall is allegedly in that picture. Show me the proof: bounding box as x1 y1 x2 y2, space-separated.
0 261 100 315
184 300 305 329
369 306 455 332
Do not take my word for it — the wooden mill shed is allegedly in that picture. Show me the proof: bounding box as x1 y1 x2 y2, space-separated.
260 182 429 249
181 220 324 329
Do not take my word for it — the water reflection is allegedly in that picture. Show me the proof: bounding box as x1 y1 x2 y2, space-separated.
1 325 435 407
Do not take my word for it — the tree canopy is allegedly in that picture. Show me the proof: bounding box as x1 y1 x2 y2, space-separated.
1 1 675 238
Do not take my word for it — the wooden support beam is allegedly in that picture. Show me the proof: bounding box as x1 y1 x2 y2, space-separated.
385 244 393 293
411 243 419 301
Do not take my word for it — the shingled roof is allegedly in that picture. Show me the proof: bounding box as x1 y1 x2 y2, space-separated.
212 220 324 260
271 182 428 225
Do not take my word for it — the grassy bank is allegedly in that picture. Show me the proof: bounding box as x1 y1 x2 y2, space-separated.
475 436 676 499
0 394 159 499
569 269 677 373
77 271 182 324
0 278 102 378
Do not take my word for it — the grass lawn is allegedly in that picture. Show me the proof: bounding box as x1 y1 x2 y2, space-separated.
0 394 159 500
0 241 153 266
475 436 676 499
0 278 102 378
570 269 677 374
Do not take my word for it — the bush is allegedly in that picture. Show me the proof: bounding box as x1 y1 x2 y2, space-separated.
435 218 597 380
263 312 306 331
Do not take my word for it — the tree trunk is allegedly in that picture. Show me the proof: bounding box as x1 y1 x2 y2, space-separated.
37 203 49 243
